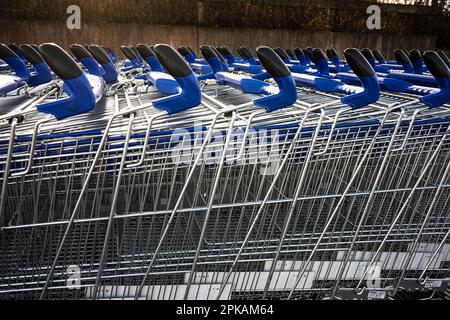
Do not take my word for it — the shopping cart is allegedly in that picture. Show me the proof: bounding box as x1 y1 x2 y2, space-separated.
0 42 449 301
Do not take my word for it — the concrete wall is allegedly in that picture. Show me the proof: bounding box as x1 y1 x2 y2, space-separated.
0 0 446 58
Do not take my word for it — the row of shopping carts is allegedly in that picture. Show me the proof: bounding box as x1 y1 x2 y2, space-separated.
0 41 449 300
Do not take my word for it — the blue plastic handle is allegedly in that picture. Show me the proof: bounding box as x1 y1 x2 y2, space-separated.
3 56 30 81
79 57 102 77
411 59 425 74
152 73 201 114
253 75 297 112
145 55 164 72
152 44 202 114
37 75 96 119
315 58 329 76
101 62 118 83
27 62 52 87
341 75 380 109
420 76 450 108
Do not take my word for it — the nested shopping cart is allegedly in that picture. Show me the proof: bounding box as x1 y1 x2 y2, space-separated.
0 43 449 301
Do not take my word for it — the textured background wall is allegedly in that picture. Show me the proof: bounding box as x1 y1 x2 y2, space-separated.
0 0 447 58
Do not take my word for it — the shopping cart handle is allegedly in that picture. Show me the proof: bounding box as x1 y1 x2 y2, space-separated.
71 44 103 77
326 48 341 71
178 47 196 63
8 43 27 62
130 47 144 64
186 47 198 59
152 44 201 114
0 44 30 81
211 47 229 71
136 44 165 72
341 48 380 109
253 46 297 112
274 48 291 64
103 46 117 63
286 48 296 60
304 48 314 63
120 46 141 69
360 48 377 68
200 45 228 74
372 49 386 64
419 51 450 108
437 50 450 68
410 49 425 74
88 45 118 83
394 49 414 73
19 44 52 86
218 46 235 64
294 48 308 66
31 44 40 54
239 46 259 65
37 43 97 120
312 48 330 76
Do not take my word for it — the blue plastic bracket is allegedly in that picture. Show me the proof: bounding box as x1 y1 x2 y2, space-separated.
27 62 52 86
420 76 450 108
315 58 330 76
144 55 165 73
412 59 425 74
340 74 380 109
152 73 201 115
3 56 30 82
253 75 297 112
37 75 96 120
79 57 102 77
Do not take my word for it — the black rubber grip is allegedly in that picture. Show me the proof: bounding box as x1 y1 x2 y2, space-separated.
20 44 44 64
88 45 111 64
7 43 20 54
372 49 384 62
344 48 375 77
361 48 375 61
120 46 137 61
326 49 333 61
237 47 244 58
239 47 254 59
312 48 327 64
216 47 226 56
70 44 93 60
31 44 40 53
409 49 422 62
246 47 256 57
200 45 217 60
304 48 314 60
130 47 141 59
394 49 412 65
221 46 233 56
331 48 339 59
274 47 289 61
153 44 192 78
423 51 450 78
39 43 83 80
186 47 196 55
211 47 225 62
0 43 18 59
177 47 190 57
286 49 295 58
101 46 112 54
256 46 290 78
136 44 156 59
437 50 450 66
294 48 304 59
